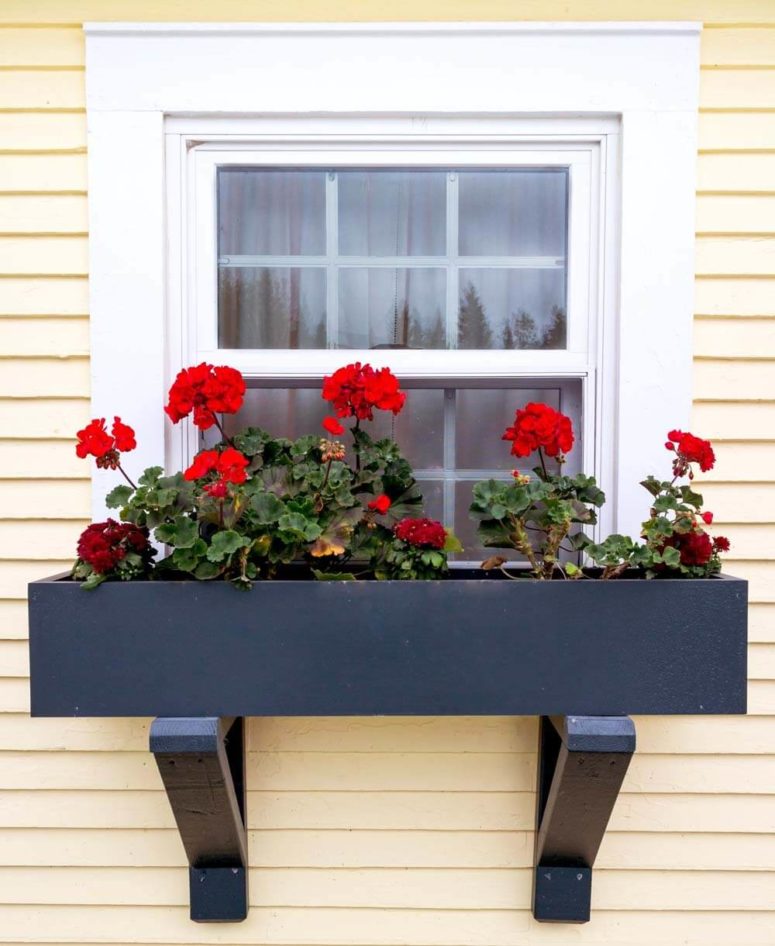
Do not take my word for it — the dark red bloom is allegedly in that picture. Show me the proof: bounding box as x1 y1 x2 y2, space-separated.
322 415 345 436
368 494 391 515
713 536 731 553
322 362 406 422
76 519 152 575
502 403 574 459
665 429 715 473
75 418 114 460
394 517 447 549
664 530 714 567
165 363 246 430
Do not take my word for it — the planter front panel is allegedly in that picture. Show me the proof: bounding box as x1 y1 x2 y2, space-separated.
28 575 747 717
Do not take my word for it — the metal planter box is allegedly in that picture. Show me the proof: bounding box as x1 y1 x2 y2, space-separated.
28 571 748 718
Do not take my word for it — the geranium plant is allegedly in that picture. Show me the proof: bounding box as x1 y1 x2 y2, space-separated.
72 362 460 589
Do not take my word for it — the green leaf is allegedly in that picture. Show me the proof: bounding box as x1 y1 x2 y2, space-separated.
662 546 682 568
680 485 704 508
80 573 106 590
155 516 199 549
640 476 663 498
170 539 207 573
105 484 133 509
194 561 223 580
311 569 357 581
138 466 164 487
206 530 250 563
251 491 286 524
443 530 463 553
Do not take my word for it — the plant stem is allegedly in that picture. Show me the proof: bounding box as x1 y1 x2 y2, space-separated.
213 414 234 447
353 418 361 473
117 464 137 491
537 447 548 480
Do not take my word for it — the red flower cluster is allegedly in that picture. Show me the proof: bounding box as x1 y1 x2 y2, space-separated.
394 517 447 549
663 527 730 567
665 429 715 474
184 447 249 497
165 363 246 431
76 417 136 469
502 403 574 459
368 494 391 515
322 416 345 436
77 519 151 575
322 362 406 422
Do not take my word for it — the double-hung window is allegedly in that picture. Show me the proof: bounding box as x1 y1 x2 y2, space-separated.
185 138 600 556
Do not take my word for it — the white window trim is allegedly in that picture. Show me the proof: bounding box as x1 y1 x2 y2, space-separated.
85 22 701 539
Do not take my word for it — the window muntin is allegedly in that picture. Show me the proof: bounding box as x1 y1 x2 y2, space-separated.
216 166 568 352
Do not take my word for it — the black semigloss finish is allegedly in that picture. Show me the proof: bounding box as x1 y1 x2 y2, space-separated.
28 572 748 718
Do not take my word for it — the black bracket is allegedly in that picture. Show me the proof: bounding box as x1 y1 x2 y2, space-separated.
532 715 635 923
150 716 248 922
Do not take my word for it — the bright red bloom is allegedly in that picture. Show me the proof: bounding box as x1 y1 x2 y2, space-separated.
111 417 136 452
184 449 219 481
204 480 229 499
217 447 249 485
76 419 114 459
322 362 406 422
502 403 574 459
165 363 246 430
322 416 345 436
76 520 151 575
713 536 731 553
664 530 714 567
701 511 714 525
665 429 715 473
394 517 447 549
368 494 391 515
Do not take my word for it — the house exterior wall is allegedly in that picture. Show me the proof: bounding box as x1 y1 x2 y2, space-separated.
0 2 773 943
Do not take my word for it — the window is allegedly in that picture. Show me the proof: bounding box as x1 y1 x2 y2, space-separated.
188 146 596 555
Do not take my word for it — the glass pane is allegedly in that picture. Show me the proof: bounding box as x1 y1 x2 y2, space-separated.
338 170 446 256
218 169 326 256
360 388 445 471
458 270 566 350
416 479 445 525
219 268 326 349
458 169 568 258
456 388 562 471
339 268 446 349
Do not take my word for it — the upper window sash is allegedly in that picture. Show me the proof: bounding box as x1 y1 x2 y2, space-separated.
189 144 596 380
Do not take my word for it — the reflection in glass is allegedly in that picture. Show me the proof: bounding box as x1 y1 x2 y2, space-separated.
218 169 326 256
218 268 326 349
339 268 446 349
458 270 566 350
338 171 446 257
458 169 568 258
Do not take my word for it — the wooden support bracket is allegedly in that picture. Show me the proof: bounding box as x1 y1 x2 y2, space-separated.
150 716 248 922
532 715 636 923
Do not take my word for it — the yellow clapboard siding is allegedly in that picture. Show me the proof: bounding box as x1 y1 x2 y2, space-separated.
0 480 88 518
0 399 89 438
694 357 775 399
0 561 74 598
708 523 775 557
0 277 87 316
0 601 27 640
0 678 30 713
0 641 26 676
0 112 86 150
0 69 84 110
0 905 772 946
701 67 775 109
687 482 775 524
0 357 88 397
696 195 775 233
0 318 89 357
748 680 775 713
0 154 86 194
0 866 771 912
694 317 775 358
695 277 775 316
0 237 88 277
697 444 775 483
702 28 775 66
0 195 88 234
750 603 775 642
709 560 775 602
698 154 775 194
696 237 775 276
699 111 775 151
0 28 84 67
0 522 86 560
751 643 775 678
0 438 91 476
692 400 775 439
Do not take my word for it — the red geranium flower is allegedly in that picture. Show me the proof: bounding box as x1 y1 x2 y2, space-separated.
184 447 249 491
76 417 137 471
217 447 249 485
368 494 391 515
701 511 714 525
502 403 574 459
165 363 246 431
203 480 229 499
322 362 406 422
713 536 731 553
665 429 715 473
394 517 447 549
322 416 345 436
111 417 136 452
184 449 219 481
663 530 714 567
76 520 152 575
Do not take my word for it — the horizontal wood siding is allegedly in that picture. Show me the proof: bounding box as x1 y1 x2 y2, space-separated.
0 6 773 945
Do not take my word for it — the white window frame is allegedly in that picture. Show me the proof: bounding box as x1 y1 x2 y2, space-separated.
85 22 701 539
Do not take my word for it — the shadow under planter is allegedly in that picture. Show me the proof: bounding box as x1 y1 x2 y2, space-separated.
28 572 748 923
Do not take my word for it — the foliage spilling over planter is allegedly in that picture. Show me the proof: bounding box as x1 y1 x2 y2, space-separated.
71 362 729 588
